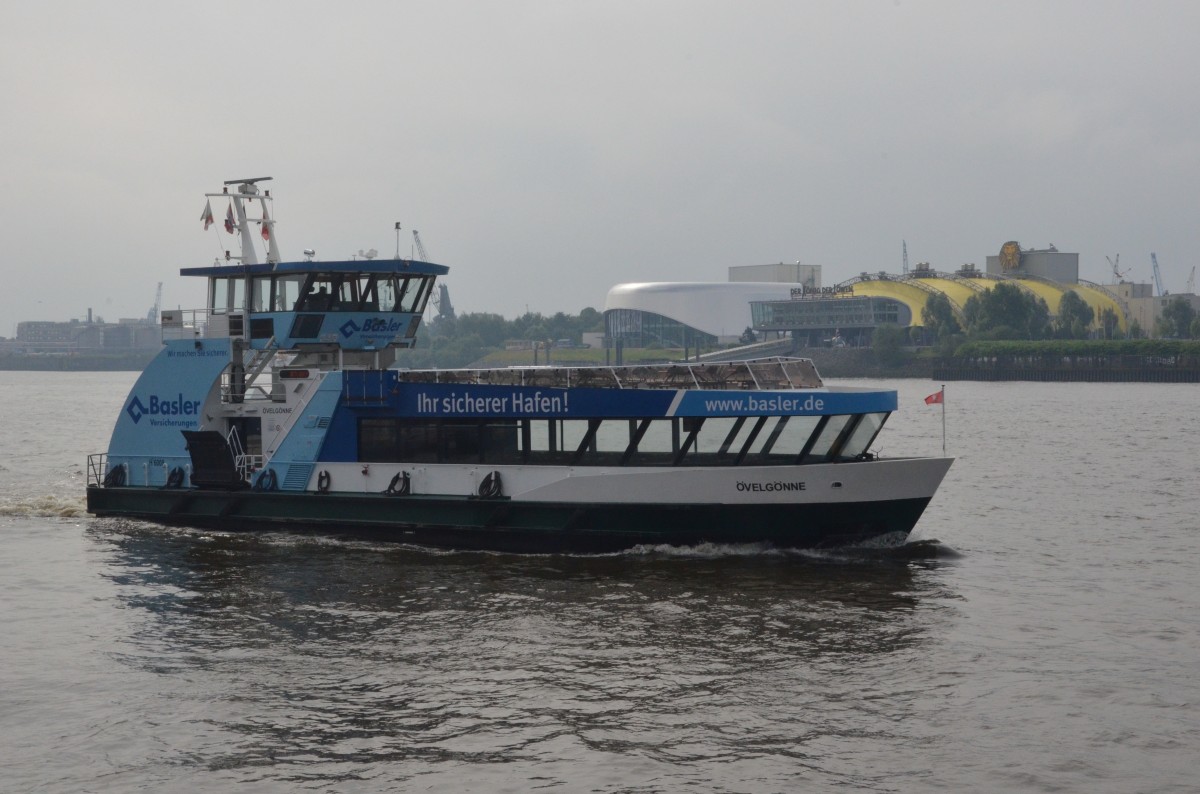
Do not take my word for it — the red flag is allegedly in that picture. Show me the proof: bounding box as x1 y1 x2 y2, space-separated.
924 389 944 405
260 206 270 241
224 202 235 234
200 199 215 230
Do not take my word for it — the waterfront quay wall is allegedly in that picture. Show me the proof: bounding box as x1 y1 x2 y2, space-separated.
933 355 1200 383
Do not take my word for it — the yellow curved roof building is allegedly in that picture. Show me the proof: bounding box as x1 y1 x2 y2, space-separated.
844 272 1127 332
846 279 937 323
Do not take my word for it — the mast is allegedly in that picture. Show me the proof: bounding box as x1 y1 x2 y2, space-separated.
207 177 278 265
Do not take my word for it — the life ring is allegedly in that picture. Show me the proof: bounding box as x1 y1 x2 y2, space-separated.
254 468 278 492
384 471 411 496
478 470 503 499
164 466 185 489
102 464 126 488
316 470 331 494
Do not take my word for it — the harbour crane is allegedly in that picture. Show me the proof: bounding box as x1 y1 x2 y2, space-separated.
410 230 454 320
412 230 430 262
146 282 162 323
1151 253 1165 296
1107 254 1126 281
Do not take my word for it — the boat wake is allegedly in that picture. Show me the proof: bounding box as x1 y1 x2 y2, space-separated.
623 536 959 561
1 495 89 519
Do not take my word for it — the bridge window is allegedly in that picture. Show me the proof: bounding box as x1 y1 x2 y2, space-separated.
356 275 379 311
274 275 305 311
210 277 241 313
397 277 431 313
298 276 335 311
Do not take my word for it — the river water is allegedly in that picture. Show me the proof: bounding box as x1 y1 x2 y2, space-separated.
1 371 1197 793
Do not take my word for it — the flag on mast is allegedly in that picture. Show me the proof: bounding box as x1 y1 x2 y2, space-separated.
926 385 947 455
224 202 235 234
200 199 215 230
260 206 270 241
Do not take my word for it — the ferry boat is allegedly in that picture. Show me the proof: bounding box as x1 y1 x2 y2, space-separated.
86 178 953 553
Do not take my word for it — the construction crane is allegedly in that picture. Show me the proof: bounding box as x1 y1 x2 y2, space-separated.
1151 253 1165 296
412 230 430 262
146 282 162 323
1107 254 1126 281
410 230 454 320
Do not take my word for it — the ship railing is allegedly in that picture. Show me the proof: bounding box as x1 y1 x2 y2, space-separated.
86 453 108 487
87 454 194 487
396 356 823 391
160 309 211 341
218 377 276 403
224 426 263 481
235 454 264 481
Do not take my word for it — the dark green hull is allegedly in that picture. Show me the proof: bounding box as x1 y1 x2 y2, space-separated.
87 486 932 553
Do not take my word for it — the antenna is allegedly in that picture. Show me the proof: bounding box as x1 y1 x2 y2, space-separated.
902 240 909 274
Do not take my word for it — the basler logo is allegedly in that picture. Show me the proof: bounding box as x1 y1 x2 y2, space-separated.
126 393 202 424
339 317 407 339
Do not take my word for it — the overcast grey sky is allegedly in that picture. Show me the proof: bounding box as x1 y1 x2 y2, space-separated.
3 0 1199 332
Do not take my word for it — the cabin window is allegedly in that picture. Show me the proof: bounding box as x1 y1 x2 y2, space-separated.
622 418 678 465
837 412 888 459
355 413 889 467
358 418 398 462
275 275 305 311
397 421 440 462
299 276 336 311
411 278 434 314
332 277 359 311
250 277 271 312
378 276 399 311
756 415 824 463
397 277 429 313
803 414 853 462
210 277 235 313
356 276 379 311
231 279 246 314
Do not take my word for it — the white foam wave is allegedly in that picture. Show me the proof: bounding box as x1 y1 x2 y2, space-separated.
0 494 89 519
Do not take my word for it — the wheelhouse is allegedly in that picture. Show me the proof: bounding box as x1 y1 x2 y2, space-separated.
173 259 448 351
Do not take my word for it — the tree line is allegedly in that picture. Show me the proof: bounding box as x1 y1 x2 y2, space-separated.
909 282 1199 353
397 308 605 368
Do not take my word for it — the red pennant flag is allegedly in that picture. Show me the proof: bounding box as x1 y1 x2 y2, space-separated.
200 199 215 230
224 202 235 234
924 390 944 405
260 206 270 241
